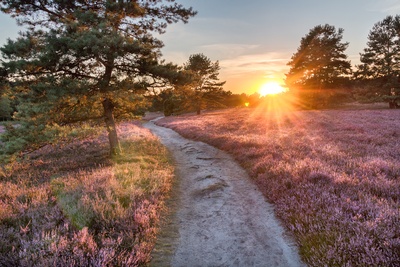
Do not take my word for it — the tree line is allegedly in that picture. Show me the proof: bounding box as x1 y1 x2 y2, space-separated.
286 16 400 109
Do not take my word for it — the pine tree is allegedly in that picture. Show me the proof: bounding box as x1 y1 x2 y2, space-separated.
285 24 351 108
183 53 226 115
356 15 400 79
0 0 196 155
355 15 400 101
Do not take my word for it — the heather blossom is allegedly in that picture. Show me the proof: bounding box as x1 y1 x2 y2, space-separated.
157 107 400 267
0 122 174 266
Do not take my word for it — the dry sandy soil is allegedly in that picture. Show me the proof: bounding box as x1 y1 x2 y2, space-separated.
144 118 305 267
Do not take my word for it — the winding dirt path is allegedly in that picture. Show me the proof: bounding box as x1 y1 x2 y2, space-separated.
145 118 305 267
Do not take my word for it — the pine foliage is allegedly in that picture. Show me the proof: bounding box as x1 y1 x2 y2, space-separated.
286 24 351 91
0 0 196 156
355 15 400 105
182 53 226 114
356 15 400 80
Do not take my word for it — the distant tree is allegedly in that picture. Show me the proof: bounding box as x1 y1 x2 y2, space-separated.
183 53 226 114
354 15 400 107
355 15 400 80
286 24 351 108
0 0 196 155
146 66 194 116
217 91 248 108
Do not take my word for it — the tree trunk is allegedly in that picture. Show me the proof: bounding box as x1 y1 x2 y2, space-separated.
102 97 121 155
196 95 202 115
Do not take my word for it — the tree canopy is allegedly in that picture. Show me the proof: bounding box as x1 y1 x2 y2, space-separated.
286 24 351 91
0 0 196 155
183 53 226 115
354 15 400 107
356 15 400 79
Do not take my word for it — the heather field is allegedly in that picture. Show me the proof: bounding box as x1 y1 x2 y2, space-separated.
0 122 174 266
157 106 400 266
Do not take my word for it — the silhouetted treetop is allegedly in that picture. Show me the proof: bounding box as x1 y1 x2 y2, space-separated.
355 15 400 80
183 53 226 114
286 24 351 91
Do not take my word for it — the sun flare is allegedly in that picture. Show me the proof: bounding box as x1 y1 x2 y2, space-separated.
259 82 286 96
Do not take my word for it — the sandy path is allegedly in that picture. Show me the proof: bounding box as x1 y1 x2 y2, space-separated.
145 119 305 267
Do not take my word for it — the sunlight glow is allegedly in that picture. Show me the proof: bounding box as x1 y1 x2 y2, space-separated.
259 82 286 96
245 102 250 107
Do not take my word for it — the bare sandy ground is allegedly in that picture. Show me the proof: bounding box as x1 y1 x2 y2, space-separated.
145 118 305 267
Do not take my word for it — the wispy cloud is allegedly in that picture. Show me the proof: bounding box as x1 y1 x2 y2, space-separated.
372 0 400 13
161 41 290 79
220 51 290 79
216 51 291 93
198 43 261 60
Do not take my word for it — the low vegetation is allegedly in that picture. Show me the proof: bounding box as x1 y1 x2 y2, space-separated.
0 122 174 266
157 105 400 267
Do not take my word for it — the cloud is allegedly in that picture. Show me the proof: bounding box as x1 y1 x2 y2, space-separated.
372 0 400 13
161 42 292 92
215 51 291 93
198 43 261 60
219 52 290 79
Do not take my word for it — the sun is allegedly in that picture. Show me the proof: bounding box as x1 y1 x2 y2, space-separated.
259 82 286 96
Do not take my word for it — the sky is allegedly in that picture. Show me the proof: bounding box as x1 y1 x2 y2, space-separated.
1 0 400 94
